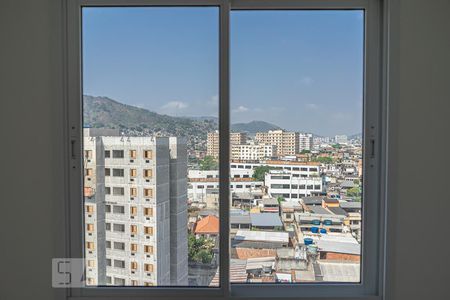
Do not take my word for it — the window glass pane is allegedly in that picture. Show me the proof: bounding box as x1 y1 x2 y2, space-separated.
82 7 219 287
230 10 364 283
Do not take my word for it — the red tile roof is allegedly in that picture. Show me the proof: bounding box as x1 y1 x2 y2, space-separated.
194 215 219 235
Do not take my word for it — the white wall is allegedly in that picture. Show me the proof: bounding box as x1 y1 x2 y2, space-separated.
1 0 449 299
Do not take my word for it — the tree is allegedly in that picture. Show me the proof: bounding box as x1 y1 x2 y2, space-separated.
199 155 218 170
277 196 285 205
188 234 215 264
253 165 271 181
300 149 311 154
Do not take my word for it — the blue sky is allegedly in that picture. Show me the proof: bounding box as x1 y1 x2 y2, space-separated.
83 8 363 136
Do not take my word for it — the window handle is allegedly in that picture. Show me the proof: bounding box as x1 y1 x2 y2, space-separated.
370 138 375 158
71 139 76 160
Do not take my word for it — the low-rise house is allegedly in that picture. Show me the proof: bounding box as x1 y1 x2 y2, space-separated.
230 209 252 232
232 230 289 259
194 215 219 238
280 200 303 223
250 213 283 231
261 198 280 213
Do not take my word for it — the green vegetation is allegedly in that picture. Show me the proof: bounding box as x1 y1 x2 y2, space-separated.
253 165 272 181
300 150 311 154
188 234 215 264
313 156 333 164
347 186 362 202
332 144 342 149
277 196 285 205
199 156 218 170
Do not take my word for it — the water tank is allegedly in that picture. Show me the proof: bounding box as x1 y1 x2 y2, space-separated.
311 226 319 233
320 228 327 234
312 219 321 225
323 219 332 226
304 238 314 245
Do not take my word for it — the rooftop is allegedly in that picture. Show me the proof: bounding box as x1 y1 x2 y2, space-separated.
250 213 283 227
194 215 219 235
234 230 289 243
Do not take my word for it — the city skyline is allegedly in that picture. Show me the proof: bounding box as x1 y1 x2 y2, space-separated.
83 8 363 137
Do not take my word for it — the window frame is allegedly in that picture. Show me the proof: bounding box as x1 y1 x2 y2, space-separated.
65 0 387 299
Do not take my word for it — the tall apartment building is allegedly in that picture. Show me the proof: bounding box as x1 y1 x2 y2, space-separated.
299 133 313 151
265 170 323 201
231 144 277 161
206 131 247 158
335 135 348 144
255 130 299 156
83 128 188 287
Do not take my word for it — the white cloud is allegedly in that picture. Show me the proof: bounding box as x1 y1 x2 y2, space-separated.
306 103 319 110
299 76 314 86
161 101 188 110
232 105 249 113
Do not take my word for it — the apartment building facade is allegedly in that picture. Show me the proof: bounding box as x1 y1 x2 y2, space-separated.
231 144 278 161
265 170 323 201
206 131 247 158
299 133 313 152
83 128 188 287
255 130 299 156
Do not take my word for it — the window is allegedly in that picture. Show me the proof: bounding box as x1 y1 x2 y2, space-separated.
143 150 153 159
85 168 93 176
144 207 153 217
130 206 137 216
143 169 153 178
114 242 125 250
105 205 111 213
86 205 94 214
113 168 124 177
72 0 383 297
144 245 154 254
113 224 125 232
113 187 124 196
144 226 153 236
114 260 125 269
143 188 153 198
86 242 95 251
106 258 111 266
112 150 124 158
86 223 94 232
105 223 111 231
87 260 95 268
144 263 154 273
85 150 93 159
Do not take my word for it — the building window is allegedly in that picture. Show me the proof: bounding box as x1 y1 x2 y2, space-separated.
130 243 138 252
85 168 93 176
130 225 137 234
144 207 153 217
130 187 137 197
130 206 137 216
87 260 95 268
113 187 124 196
104 150 110 158
143 169 153 178
130 169 137 177
84 150 93 159
86 205 94 214
113 224 125 232
143 150 153 159
144 226 153 236
114 242 125 250
113 168 124 177
113 205 125 214
144 263 154 273
114 260 125 269
143 188 153 198
86 242 95 251
86 223 94 232
112 150 124 158
105 168 111 176
144 245 154 254
129 150 137 159
131 261 138 270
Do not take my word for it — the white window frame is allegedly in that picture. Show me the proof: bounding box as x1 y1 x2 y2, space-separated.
64 0 388 299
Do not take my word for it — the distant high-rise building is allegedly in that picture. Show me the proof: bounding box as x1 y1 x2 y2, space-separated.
335 135 348 144
206 131 247 158
83 128 188 286
255 130 299 156
299 133 313 151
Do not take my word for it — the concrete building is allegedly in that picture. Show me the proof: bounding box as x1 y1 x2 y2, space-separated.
206 131 247 158
230 160 321 178
255 130 299 156
334 135 348 144
265 170 323 201
231 144 278 161
299 133 313 151
83 128 188 286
